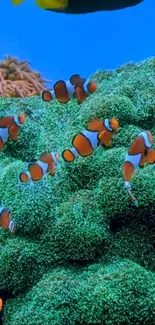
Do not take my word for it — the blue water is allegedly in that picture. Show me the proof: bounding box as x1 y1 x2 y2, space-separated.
1 0 154 83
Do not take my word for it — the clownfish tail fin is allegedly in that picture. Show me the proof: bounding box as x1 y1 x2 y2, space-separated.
124 182 139 207
41 90 53 102
62 149 76 162
128 190 139 207
19 171 31 183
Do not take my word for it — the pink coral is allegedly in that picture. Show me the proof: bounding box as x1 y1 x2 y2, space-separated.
0 56 50 98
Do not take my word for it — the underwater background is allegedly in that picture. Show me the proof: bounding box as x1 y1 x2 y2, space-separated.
1 0 154 81
0 1 155 324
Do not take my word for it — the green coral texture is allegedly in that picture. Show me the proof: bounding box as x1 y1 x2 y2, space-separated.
1 57 155 325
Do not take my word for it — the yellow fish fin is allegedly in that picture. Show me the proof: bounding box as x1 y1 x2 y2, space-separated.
35 0 68 9
12 0 24 5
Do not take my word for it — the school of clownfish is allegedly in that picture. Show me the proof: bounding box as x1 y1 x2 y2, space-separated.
0 73 155 235
41 74 97 104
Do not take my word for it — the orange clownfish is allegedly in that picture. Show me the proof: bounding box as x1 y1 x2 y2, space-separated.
0 114 27 150
123 130 155 189
0 298 3 311
19 152 59 183
75 78 97 104
0 114 26 128
0 207 15 232
0 289 15 321
41 74 97 104
62 118 119 162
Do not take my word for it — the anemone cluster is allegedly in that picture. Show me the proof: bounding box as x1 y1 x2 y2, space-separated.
0 57 155 325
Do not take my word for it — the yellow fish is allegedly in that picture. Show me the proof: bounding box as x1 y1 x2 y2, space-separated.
12 0 24 4
11 0 143 14
12 0 67 9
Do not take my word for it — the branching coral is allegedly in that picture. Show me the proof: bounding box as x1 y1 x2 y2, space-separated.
0 56 50 98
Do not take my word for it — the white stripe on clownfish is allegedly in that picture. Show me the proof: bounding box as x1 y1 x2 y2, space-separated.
0 207 4 214
48 79 76 100
138 131 152 148
0 128 9 143
13 115 23 127
51 152 58 166
65 80 76 98
83 79 90 93
124 153 141 168
25 171 32 181
8 219 15 232
34 160 49 175
104 118 113 131
81 130 100 150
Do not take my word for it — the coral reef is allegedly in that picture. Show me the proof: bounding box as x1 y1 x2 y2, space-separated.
0 56 49 98
0 57 155 325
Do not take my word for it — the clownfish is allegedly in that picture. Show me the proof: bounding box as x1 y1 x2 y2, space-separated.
0 114 27 150
123 131 155 190
0 207 15 232
62 118 119 162
12 0 143 14
0 299 2 312
0 290 15 325
19 152 59 183
0 114 26 128
41 74 97 104
75 78 97 104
